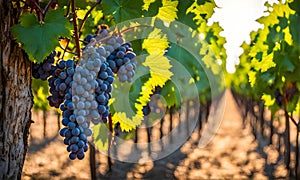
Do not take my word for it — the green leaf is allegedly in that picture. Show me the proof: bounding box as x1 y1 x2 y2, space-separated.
93 123 109 151
32 79 50 111
260 72 275 86
289 0 300 13
176 1 197 29
143 0 157 11
57 0 69 7
186 1 215 24
57 0 93 9
111 79 137 118
274 52 295 72
278 16 288 29
160 80 180 108
267 26 284 45
255 52 263 60
11 9 72 63
19 14 38 27
289 14 300 45
101 0 143 22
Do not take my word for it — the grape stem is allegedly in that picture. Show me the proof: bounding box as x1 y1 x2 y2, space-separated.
88 24 150 47
43 0 56 15
64 0 71 17
58 44 77 55
71 0 81 58
28 0 44 17
78 0 102 37
119 24 150 34
60 39 71 59
28 0 56 18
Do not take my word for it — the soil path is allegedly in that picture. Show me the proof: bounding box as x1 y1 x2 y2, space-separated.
22 90 278 179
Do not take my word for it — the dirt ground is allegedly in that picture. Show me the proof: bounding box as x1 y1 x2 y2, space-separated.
22 90 290 179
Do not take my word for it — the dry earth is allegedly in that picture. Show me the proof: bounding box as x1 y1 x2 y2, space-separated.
22 90 289 179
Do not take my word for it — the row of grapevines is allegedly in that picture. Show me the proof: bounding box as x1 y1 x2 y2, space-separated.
231 0 300 177
233 0 300 116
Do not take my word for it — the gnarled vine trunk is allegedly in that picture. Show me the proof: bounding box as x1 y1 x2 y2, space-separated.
0 1 33 179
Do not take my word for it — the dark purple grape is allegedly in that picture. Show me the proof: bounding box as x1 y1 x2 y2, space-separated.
69 152 77 160
32 51 57 80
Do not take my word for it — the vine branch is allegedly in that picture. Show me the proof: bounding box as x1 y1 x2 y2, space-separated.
71 0 81 58
43 0 55 15
107 113 113 172
28 0 44 14
119 24 150 34
78 1 101 37
286 111 299 127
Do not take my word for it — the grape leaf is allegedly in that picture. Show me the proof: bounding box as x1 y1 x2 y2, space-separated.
111 26 172 132
261 71 275 86
142 28 169 54
248 71 257 87
262 94 275 107
101 0 143 22
143 0 156 11
289 0 300 13
57 0 93 9
112 113 144 132
11 9 72 63
143 54 173 85
186 1 215 24
145 0 165 18
258 53 276 72
176 1 198 29
278 16 288 29
93 123 109 150
160 80 181 108
274 52 295 72
156 0 179 24
289 14 300 45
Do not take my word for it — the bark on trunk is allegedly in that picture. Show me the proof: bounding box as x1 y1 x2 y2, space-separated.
0 1 33 179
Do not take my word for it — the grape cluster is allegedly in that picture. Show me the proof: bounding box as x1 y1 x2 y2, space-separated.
72 46 103 130
32 24 138 160
32 51 57 80
46 59 89 160
47 59 75 108
58 46 104 160
285 86 298 100
107 43 137 82
59 121 88 160
274 89 284 106
95 62 114 123
274 84 298 107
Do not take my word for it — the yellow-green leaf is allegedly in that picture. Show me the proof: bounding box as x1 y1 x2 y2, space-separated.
142 28 169 54
143 0 156 11
248 70 257 87
262 94 275 106
112 113 144 132
156 0 178 24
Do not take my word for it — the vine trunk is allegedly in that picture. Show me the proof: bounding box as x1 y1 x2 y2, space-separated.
0 1 33 179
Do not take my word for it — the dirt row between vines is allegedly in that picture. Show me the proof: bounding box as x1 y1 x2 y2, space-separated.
22 90 287 179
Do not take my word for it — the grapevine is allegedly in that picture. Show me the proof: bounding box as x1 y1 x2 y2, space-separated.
32 25 137 160
229 1 300 178
3 0 231 179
